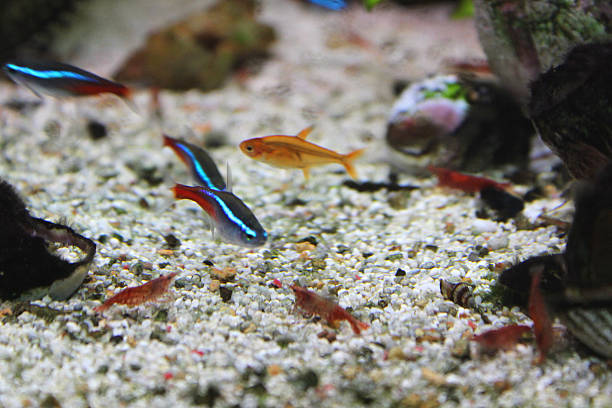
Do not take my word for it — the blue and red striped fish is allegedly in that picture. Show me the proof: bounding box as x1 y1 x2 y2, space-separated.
163 134 226 191
3 61 131 100
172 184 267 247
307 0 347 10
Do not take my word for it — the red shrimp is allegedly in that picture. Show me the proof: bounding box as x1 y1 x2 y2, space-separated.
529 271 553 363
94 272 178 312
290 284 369 335
472 324 531 351
428 165 510 193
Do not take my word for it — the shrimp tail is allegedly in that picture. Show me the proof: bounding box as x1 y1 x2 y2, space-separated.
348 316 370 334
342 148 365 179
93 303 111 313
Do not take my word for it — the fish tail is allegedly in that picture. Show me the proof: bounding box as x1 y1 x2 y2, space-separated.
121 89 140 115
342 148 365 179
171 184 191 199
162 134 174 148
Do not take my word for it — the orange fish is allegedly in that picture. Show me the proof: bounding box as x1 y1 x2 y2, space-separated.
239 126 364 179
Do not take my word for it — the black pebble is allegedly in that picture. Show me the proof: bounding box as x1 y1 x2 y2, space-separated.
86 120 108 140
163 233 181 249
219 286 233 303
479 186 524 221
297 236 318 246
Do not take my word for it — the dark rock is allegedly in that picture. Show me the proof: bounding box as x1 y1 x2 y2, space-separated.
219 286 232 303
474 0 612 107
163 233 181 249
479 186 524 221
86 119 107 140
530 43 612 180
296 236 318 246
386 75 533 173
0 179 96 300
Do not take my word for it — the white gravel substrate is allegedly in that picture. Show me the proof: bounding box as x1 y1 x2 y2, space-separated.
1 2 611 407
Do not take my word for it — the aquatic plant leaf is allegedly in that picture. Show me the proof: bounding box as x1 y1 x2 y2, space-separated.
363 0 383 11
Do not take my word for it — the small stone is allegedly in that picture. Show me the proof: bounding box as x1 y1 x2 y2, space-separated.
209 280 221 292
421 367 446 386
467 252 480 262
295 242 316 253
163 234 181 249
317 330 337 342
158 249 175 257
296 236 318 246
471 219 498 234
487 235 509 251
210 267 237 282
450 338 470 359
387 346 405 360
267 364 282 376
336 245 350 254
386 253 403 261
86 120 108 140
138 197 150 209
219 286 232 303
420 261 436 269
40 395 61 408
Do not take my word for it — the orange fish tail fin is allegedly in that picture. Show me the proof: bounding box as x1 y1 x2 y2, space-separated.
342 148 365 179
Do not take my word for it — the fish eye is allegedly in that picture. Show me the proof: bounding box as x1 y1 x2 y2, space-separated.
245 145 253 152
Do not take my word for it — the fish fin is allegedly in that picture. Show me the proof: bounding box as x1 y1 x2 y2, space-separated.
162 133 173 147
302 167 310 179
342 148 365 179
296 126 314 140
122 93 140 116
226 161 233 192
23 83 43 99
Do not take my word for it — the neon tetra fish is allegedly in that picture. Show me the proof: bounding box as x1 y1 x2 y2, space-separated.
172 184 267 247
239 126 364 179
3 61 131 100
163 134 226 191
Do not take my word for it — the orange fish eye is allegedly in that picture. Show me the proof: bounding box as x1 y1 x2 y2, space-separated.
244 144 254 152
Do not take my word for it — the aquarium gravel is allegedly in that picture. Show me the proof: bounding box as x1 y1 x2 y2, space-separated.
0 2 610 407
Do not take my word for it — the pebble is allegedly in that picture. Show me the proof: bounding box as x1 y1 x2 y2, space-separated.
471 219 498 234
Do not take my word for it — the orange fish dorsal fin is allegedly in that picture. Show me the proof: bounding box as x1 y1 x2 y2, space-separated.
296 126 314 140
